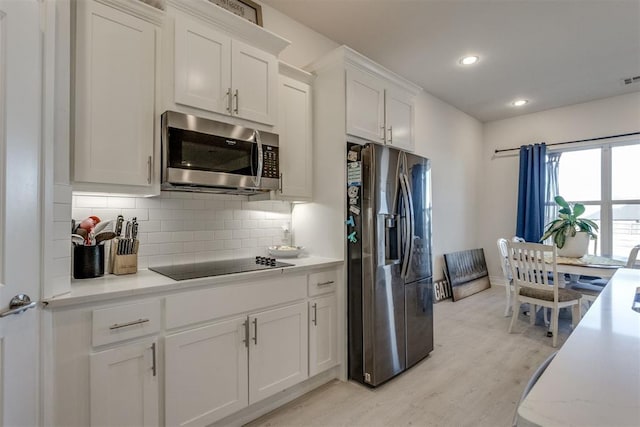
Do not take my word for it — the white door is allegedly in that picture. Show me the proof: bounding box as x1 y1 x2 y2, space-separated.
165 317 248 427
90 339 159 426
231 40 278 125
309 294 338 376
249 302 308 404
385 87 415 152
277 75 312 199
174 14 232 115
346 66 385 143
0 0 42 424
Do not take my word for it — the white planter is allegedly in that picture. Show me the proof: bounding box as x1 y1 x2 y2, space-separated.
557 231 590 258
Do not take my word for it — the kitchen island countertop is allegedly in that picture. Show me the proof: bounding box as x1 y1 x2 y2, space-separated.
518 268 640 426
44 256 343 308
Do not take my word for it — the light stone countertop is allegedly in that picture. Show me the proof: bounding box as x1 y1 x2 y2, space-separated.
44 256 343 308
518 268 640 426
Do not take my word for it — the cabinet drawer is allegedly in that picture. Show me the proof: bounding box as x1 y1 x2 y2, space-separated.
165 274 307 330
92 300 161 347
308 270 337 296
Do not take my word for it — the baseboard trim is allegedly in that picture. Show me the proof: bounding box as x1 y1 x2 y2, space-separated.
212 366 341 426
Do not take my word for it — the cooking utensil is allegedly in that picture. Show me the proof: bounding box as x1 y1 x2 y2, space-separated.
94 220 113 235
95 231 117 244
114 215 124 237
71 234 85 246
76 228 88 240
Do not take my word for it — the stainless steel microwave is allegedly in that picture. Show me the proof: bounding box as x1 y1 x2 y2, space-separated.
161 111 280 194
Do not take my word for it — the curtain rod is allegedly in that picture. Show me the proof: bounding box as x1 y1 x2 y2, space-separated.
493 131 640 154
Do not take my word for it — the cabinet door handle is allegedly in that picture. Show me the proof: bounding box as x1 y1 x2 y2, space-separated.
317 280 334 286
252 318 258 345
242 319 249 348
226 88 232 112
388 126 393 143
150 342 157 377
233 89 239 114
312 303 317 326
109 318 149 330
279 173 283 193
147 156 152 184
380 125 385 140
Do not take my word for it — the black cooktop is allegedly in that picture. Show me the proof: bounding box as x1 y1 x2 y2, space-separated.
149 257 294 281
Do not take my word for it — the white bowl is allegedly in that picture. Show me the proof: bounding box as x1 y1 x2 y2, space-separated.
268 245 304 258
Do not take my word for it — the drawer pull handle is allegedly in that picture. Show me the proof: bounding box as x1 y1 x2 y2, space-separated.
252 318 258 345
317 280 334 286
312 303 317 326
109 318 150 330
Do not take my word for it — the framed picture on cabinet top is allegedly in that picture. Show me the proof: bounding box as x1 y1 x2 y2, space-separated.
209 0 263 26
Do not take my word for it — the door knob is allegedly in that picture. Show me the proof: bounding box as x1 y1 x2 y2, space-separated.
0 294 37 318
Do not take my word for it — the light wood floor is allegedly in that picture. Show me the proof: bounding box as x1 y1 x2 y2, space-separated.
246 285 577 427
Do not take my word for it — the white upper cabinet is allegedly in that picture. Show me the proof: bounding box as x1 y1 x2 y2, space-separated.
231 40 278 125
276 64 314 200
173 12 281 126
174 16 231 114
343 48 420 151
346 66 386 143
385 86 415 152
74 0 160 192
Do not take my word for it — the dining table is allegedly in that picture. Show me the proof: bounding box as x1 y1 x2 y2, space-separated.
546 254 627 285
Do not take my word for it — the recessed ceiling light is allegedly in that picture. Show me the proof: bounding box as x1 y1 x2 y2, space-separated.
459 55 479 66
512 99 529 107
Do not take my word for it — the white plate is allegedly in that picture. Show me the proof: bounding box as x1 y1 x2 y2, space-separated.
268 246 304 258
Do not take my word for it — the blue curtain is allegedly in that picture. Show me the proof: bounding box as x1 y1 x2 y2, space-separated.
516 143 547 242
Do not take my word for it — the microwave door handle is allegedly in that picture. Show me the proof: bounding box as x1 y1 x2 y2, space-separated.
253 130 263 187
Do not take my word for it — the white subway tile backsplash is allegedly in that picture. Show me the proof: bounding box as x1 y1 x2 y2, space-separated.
107 197 136 209
161 220 183 232
183 199 205 210
148 232 173 244
71 191 291 267
224 240 241 250
75 195 108 208
121 208 149 221
224 220 241 230
172 231 194 242
54 203 72 221
215 230 232 240
136 197 162 209
194 231 214 241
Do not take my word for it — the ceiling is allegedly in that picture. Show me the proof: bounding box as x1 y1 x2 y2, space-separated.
261 0 640 122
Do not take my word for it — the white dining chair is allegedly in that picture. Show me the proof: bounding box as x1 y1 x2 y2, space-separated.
497 238 514 317
626 244 640 268
507 241 582 347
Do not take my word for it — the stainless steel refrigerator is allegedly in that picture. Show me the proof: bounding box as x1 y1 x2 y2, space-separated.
347 142 433 387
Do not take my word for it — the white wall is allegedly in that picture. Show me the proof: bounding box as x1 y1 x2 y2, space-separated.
259 2 339 68
479 92 640 282
413 91 484 280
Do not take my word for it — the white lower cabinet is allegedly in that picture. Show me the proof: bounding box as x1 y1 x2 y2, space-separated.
165 301 309 426
309 294 338 376
249 302 309 403
165 317 248 427
90 338 159 427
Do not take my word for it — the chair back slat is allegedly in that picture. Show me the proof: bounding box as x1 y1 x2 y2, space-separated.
507 241 560 298
497 238 511 281
627 245 640 269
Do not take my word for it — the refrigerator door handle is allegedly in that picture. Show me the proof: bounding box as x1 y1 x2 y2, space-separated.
403 173 416 279
399 173 412 278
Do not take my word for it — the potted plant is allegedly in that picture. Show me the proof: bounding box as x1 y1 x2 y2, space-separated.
540 196 599 257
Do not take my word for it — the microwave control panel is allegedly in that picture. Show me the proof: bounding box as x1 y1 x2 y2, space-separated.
262 146 279 179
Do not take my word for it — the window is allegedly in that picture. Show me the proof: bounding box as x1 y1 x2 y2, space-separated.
549 141 640 258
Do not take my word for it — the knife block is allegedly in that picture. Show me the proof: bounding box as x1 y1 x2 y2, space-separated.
108 239 139 275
